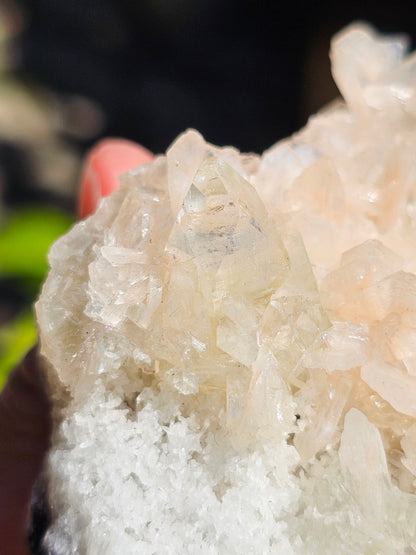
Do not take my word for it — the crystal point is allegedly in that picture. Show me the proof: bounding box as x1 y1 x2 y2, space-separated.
36 23 416 553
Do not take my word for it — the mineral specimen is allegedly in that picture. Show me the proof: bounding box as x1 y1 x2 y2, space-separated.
37 23 416 553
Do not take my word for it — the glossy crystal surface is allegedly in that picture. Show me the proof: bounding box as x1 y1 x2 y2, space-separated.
37 23 416 553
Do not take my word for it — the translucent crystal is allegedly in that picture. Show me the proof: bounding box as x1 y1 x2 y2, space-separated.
37 23 416 553
339 408 390 525
331 23 408 114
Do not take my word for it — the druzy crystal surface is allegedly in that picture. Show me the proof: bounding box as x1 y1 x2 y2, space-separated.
37 24 416 553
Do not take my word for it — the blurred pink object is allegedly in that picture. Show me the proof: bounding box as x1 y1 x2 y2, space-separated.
79 138 153 217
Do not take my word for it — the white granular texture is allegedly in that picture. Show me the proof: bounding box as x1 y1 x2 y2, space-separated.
37 23 416 553
43 387 300 554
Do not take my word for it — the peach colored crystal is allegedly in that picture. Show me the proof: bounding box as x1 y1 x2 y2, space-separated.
36 23 416 553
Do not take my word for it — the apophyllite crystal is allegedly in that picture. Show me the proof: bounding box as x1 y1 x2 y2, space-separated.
37 23 416 553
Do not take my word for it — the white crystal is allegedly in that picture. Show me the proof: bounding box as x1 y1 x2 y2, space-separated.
361 360 416 417
37 23 416 553
339 408 390 524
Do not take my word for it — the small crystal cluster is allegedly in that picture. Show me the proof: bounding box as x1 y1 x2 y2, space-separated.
37 24 416 553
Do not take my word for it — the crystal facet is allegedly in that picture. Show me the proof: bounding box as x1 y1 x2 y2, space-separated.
37 23 416 553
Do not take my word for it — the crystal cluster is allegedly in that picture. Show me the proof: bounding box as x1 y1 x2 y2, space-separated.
37 24 416 553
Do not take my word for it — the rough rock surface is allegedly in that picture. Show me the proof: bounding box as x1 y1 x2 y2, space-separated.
37 23 416 553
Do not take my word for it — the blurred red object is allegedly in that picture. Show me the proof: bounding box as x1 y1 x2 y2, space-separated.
79 138 153 218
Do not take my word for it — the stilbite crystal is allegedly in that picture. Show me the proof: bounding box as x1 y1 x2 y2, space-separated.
36 23 416 553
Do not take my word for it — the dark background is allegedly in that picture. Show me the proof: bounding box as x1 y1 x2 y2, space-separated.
18 1 416 150
4 0 415 208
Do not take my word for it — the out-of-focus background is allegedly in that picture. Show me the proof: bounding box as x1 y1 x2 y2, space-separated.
0 0 414 386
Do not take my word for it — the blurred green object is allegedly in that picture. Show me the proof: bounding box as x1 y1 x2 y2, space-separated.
0 310 37 389
0 206 73 389
0 206 73 283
